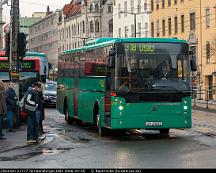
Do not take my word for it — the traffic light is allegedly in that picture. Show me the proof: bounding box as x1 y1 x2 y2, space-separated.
18 32 27 58
5 32 10 57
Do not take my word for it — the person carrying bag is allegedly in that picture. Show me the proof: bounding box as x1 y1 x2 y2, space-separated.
25 82 39 144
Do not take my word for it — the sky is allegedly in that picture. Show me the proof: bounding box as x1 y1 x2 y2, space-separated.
2 0 71 23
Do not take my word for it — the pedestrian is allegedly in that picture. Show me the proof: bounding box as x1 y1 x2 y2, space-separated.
25 82 40 143
5 81 17 132
37 82 45 139
0 81 7 140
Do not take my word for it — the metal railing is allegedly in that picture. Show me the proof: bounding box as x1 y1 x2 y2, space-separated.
192 87 216 109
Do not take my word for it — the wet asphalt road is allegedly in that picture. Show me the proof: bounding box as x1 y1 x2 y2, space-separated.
1 107 216 168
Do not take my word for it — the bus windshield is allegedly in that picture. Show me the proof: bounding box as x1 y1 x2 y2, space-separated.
115 42 190 92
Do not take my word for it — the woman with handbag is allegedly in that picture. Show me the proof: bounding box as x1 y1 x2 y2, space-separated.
0 81 7 140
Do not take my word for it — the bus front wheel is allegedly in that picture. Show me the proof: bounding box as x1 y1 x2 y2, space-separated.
96 114 107 137
159 128 170 135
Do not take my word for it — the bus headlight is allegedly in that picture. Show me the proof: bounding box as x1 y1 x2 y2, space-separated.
184 106 188 110
119 106 124 110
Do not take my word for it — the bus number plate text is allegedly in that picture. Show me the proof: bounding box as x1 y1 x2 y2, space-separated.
145 122 163 127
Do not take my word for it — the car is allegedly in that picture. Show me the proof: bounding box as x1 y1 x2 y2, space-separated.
43 81 57 107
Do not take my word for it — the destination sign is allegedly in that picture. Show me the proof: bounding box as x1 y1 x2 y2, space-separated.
0 60 35 71
21 61 35 69
125 43 155 53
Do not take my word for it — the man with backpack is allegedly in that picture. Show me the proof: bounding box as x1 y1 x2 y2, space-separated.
24 82 40 143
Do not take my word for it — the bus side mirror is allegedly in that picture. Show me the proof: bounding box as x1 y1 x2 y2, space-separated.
108 50 116 68
190 59 197 71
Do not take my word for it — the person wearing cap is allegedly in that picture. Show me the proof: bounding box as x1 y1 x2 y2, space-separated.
25 82 40 143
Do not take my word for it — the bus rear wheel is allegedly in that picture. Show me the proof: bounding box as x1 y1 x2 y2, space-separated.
159 128 170 135
96 113 107 137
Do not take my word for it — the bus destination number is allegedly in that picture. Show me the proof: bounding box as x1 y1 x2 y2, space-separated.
125 44 155 53
145 122 163 127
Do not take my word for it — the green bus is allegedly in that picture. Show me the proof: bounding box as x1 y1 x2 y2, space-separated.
57 37 196 136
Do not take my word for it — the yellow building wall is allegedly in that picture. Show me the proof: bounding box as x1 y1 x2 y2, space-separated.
150 0 216 100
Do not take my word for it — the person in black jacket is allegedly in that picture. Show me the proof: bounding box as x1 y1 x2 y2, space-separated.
25 82 40 143
5 82 17 132
0 81 7 140
37 82 45 139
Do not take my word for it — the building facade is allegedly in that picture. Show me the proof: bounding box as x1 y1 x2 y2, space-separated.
113 0 150 38
58 0 113 53
28 10 62 68
150 0 216 100
0 5 5 50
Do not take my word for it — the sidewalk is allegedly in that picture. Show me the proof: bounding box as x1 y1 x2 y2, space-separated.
192 99 216 113
0 125 28 153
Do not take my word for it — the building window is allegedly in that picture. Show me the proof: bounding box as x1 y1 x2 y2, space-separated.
190 12 196 31
138 22 141 37
89 4 93 12
156 20 160 37
174 0 177 5
118 4 121 18
83 21 85 33
131 24 134 37
119 28 121 37
125 26 128 37
156 0 159 10
168 0 171 7
90 21 94 33
181 15 184 33
124 1 127 17
138 0 141 13
108 4 112 13
151 22 154 37
95 4 99 12
168 18 172 35
162 0 165 8
181 0 184 2
206 41 211 63
95 20 99 32
162 19 165 36
151 0 154 12
174 16 178 34
109 19 113 33
77 23 80 35
145 22 148 37
206 8 210 27
131 0 134 13
144 1 147 12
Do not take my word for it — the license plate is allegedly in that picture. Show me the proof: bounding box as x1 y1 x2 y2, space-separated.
145 122 163 126
51 99 56 103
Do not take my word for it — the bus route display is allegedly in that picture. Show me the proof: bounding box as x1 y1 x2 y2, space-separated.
0 60 35 71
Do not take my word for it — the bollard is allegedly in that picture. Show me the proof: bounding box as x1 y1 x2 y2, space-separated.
194 89 196 107
206 89 209 109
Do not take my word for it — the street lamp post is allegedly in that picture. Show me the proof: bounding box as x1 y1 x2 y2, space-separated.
120 11 137 38
120 11 151 38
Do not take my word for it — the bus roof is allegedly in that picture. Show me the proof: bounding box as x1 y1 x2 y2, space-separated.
0 51 47 58
26 52 47 57
62 37 188 55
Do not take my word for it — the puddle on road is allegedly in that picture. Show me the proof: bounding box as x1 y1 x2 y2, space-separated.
0 147 74 161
